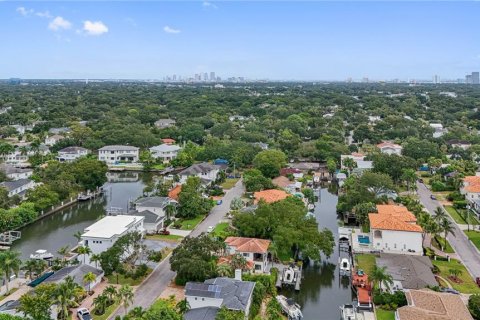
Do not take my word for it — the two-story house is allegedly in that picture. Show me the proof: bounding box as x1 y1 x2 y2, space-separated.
130 196 176 233
149 144 181 163
98 145 139 164
224 237 270 273
460 176 480 205
44 134 65 146
179 162 222 185
0 179 36 198
377 142 403 155
57 146 90 162
154 119 176 129
0 164 33 180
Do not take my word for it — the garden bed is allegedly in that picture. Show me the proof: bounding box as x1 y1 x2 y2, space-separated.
432 259 480 294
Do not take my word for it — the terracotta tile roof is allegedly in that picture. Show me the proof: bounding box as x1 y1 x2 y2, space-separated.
397 289 473 320
161 138 176 144
357 287 371 304
369 205 422 233
168 184 182 201
377 141 402 149
218 255 255 270
466 185 480 193
464 176 480 183
351 152 365 157
254 189 290 204
464 176 480 193
225 237 271 253
272 176 292 188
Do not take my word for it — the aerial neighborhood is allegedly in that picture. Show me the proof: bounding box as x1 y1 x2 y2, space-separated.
1 81 480 320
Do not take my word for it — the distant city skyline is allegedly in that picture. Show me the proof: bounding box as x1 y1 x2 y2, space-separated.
1 2 480 80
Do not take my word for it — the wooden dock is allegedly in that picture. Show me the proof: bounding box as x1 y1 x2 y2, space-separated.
0 231 21 246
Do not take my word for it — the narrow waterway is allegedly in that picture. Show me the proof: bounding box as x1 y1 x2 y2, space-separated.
11 172 152 260
283 186 354 320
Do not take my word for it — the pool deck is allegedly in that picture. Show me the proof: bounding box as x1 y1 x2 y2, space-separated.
351 229 375 253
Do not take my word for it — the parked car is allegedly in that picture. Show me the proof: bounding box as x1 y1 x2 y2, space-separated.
418 178 424 183
159 228 170 235
77 308 92 320
430 195 437 200
207 226 214 233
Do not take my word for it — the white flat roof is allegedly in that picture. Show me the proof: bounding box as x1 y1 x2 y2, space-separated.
82 215 143 239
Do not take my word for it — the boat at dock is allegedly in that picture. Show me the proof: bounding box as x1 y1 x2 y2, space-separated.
276 264 302 291
30 249 54 260
340 304 356 320
339 258 351 277
276 295 303 320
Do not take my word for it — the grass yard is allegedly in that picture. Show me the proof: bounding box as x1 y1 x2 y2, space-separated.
432 259 480 294
179 215 205 230
106 268 152 286
151 163 166 170
0 288 18 303
211 222 230 238
220 178 239 190
94 302 120 320
146 234 184 242
376 309 395 320
445 206 480 225
355 254 376 275
432 235 455 254
465 231 480 251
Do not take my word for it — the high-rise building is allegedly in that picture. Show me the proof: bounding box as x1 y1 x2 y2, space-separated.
433 75 440 84
466 75 473 84
473 72 480 84
203 73 208 81
210 72 215 81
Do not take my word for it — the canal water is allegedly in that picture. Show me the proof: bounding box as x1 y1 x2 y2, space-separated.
11 172 152 260
283 186 354 320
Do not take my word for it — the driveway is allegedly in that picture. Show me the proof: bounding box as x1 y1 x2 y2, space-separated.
417 181 480 278
109 179 244 319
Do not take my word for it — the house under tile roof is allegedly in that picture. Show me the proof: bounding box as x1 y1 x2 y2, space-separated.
217 255 255 270
272 176 292 188
168 184 182 201
179 162 220 177
253 189 290 204
44 264 103 287
377 141 402 149
377 254 437 289
369 205 422 233
225 237 271 253
397 289 473 320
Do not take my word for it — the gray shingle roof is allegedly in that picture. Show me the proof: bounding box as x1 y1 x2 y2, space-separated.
179 162 220 176
98 145 139 151
184 307 219 320
58 146 89 153
0 163 32 175
377 254 437 289
44 264 103 287
134 196 172 208
0 179 32 192
186 277 255 312
130 210 164 224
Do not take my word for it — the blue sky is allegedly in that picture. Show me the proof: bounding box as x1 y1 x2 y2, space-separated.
1 1 479 80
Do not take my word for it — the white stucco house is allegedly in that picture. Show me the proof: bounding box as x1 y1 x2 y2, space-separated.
179 162 222 185
460 176 480 204
81 215 144 255
368 205 423 255
149 144 181 163
184 277 255 320
0 164 33 180
129 196 177 233
377 141 403 155
98 145 139 164
45 134 65 146
430 123 446 138
1 145 50 167
224 237 271 273
0 179 36 198
154 118 176 129
57 146 90 162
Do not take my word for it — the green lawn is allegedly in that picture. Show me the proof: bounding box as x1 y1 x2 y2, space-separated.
445 206 480 225
211 222 230 238
151 163 166 170
432 259 480 294
146 234 184 242
376 309 395 320
432 235 455 253
94 302 120 320
178 215 205 230
106 268 152 286
465 231 480 251
355 254 376 275
0 288 18 303
220 178 239 189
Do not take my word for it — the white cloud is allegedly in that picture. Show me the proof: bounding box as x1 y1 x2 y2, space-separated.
163 26 181 34
48 16 72 31
16 7 33 16
202 1 218 9
36 11 52 19
83 20 109 36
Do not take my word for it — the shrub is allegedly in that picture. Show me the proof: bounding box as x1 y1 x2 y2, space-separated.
148 250 163 262
130 264 148 280
468 294 480 319
447 191 464 202
431 181 448 192
453 200 468 209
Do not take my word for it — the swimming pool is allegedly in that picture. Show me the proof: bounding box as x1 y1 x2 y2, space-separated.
358 235 370 245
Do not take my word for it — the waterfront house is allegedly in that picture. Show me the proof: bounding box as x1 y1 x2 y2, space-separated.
168 184 182 201
396 289 473 320
179 162 222 185
44 134 65 146
57 146 90 162
0 179 35 198
149 144 181 163
0 163 33 180
44 264 103 291
368 205 423 255
98 145 140 164
272 176 296 193
129 196 176 233
224 237 270 273
253 189 290 204
376 141 403 155
184 277 255 320
81 215 144 254
154 118 176 129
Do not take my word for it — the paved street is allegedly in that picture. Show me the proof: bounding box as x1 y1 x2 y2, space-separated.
109 179 245 319
417 181 480 278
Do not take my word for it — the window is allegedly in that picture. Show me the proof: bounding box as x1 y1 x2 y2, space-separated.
394 243 397 249
243 253 249 257
195 297 197 300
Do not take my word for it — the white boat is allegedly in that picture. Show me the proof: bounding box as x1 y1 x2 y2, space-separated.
340 304 357 320
339 258 351 276
30 249 54 260
276 295 303 320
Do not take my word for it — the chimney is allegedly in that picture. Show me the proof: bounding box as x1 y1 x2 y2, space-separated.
234 269 242 281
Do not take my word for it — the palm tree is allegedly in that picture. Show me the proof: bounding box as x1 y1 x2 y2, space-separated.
77 245 92 264
104 285 118 304
176 299 190 314
23 259 38 280
73 231 83 243
216 264 233 277
433 207 448 224
90 253 101 269
370 265 394 292
55 276 79 320
0 250 22 293
401 168 417 192
93 294 109 315
118 284 134 316
83 272 97 294
33 259 47 277
343 157 357 176
57 245 70 266
439 217 455 251
128 306 145 318
230 254 248 271
165 204 176 220
418 213 439 248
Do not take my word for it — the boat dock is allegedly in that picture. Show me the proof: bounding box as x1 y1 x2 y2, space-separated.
0 231 21 246
275 264 302 291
